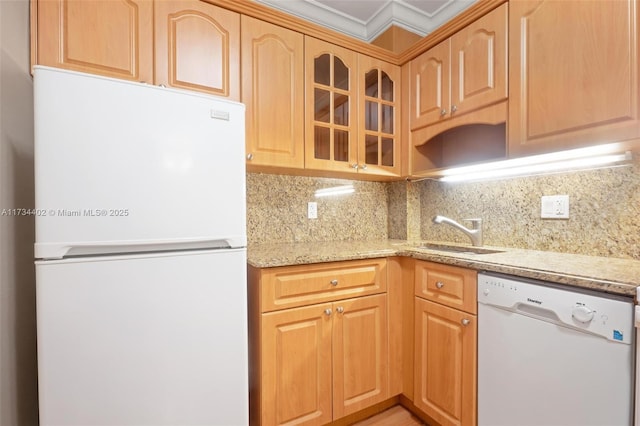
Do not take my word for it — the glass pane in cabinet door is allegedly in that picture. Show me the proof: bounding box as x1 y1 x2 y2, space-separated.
365 70 378 97
365 134 378 165
334 93 349 126
365 100 378 131
315 88 330 123
382 105 394 133
334 57 349 90
334 129 349 162
314 126 330 160
381 137 394 166
381 71 393 101
315 54 330 85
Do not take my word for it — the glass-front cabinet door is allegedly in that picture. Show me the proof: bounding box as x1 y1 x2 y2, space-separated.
358 55 401 177
305 37 358 173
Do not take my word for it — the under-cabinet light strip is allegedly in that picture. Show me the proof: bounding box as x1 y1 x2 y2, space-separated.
439 143 633 183
314 185 355 197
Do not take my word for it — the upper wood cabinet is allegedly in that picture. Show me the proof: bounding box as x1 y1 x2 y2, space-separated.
242 16 304 169
410 3 507 132
33 0 153 82
34 0 240 99
155 0 240 100
305 37 359 174
305 37 402 177
358 55 402 177
410 40 450 130
508 0 640 156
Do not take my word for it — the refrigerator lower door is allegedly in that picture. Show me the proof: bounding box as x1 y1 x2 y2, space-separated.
36 249 248 426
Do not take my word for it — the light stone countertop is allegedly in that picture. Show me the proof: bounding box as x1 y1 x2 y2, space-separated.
247 240 640 297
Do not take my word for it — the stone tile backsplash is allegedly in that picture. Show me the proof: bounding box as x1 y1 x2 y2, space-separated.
419 153 640 260
247 152 639 260
246 173 388 244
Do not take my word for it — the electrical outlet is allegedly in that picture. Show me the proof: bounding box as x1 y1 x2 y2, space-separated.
541 195 569 219
307 202 318 219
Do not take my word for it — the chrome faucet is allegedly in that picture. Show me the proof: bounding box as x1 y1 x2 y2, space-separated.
433 215 483 247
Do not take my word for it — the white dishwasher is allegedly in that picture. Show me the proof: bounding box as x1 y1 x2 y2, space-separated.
478 272 634 426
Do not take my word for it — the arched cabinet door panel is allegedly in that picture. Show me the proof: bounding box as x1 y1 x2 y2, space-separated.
410 40 450 130
242 16 304 169
305 37 358 174
35 0 153 82
155 0 240 100
358 55 402 177
409 3 507 131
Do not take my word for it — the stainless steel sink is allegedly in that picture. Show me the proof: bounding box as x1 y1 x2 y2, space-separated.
416 242 504 255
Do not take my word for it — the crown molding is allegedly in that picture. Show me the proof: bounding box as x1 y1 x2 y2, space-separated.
255 0 476 43
254 0 370 40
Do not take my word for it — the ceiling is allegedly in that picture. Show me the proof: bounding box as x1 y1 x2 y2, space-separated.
253 0 477 42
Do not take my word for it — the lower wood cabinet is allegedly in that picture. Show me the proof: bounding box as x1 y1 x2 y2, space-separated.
249 259 390 426
413 261 477 426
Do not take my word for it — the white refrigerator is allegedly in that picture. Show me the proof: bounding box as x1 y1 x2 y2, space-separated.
33 66 248 425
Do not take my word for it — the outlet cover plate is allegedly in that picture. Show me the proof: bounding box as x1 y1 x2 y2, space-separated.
307 202 318 219
541 195 569 219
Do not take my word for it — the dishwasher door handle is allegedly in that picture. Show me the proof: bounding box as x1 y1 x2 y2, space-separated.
516 302 562 323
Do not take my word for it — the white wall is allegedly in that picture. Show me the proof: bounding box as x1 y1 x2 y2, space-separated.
0 0 39 424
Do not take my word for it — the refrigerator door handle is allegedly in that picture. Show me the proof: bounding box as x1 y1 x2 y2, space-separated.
35 236 246 260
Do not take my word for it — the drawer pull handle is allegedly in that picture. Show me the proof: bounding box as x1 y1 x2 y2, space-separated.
461 318 470 326
324 309 332 316
330 279 339 286
336 306 344 313
436 281 445 289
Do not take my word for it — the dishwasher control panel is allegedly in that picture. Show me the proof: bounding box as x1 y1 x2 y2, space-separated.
478 273 634 343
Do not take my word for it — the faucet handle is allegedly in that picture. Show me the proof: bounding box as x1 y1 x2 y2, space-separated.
463 218 482 229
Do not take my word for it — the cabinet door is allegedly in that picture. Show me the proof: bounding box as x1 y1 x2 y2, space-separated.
409 39 450 130
262 304 333 426
35 0 153 82
509 0 640 156
414 297 476 426
358 55 402 177
242 16 304 169
305 37 358 173
155 0 240 100
333 294 389 419
450 3 507 119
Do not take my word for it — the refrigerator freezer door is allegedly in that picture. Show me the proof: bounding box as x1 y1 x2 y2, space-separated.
33 66 246 259
36 249 248 426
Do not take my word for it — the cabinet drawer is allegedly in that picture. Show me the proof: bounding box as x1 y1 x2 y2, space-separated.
260 258 387 312
414 260 477 314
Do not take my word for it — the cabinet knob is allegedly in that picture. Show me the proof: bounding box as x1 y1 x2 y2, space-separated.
324 309 332 316
350 163 359 170
330 279 338 286
436 281 445 289
336 306 344 313
359 164 367 170
451 105 458 113
246 153 253 160
461 318 470 326
440 109 447 116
